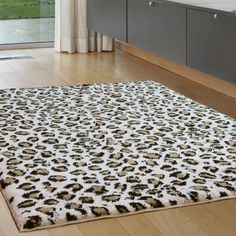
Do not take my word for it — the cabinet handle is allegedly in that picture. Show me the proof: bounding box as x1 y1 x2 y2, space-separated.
148 1 156 7
214 14 219 19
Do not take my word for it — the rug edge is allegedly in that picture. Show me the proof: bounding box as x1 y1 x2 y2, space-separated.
19 196 236 232
1 188 235 233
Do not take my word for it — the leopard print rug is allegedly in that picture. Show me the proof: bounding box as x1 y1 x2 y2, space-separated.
0 81 235 231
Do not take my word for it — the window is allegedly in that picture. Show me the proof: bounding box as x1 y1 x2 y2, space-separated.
0 0 55 45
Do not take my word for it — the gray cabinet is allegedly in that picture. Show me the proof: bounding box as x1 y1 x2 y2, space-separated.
87 0 236 84
187 9 236 83
128 0 187 64
87 0 127 42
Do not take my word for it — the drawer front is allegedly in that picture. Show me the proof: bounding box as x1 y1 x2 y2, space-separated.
87 0 127 42
187 9 236 84
128 0 187 64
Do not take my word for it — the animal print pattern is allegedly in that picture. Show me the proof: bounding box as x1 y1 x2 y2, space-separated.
0 81 235 231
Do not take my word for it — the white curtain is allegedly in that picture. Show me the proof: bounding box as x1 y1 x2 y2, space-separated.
55 0 114 53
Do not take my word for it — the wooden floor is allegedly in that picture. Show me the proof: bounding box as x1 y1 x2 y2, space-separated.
0 48 235 236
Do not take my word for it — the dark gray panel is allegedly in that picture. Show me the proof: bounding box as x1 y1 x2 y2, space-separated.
87 0 127 42
128 0 187 64
187 9 236 84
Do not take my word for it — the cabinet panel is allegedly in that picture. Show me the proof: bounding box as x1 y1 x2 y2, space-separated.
128 0 187 64
87 0 127 42
187 9 236 84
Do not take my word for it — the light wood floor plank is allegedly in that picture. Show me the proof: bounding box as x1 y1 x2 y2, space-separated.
0 228 5 236
118 214 164 236
0 61 16 73
49 225 83 236
206 200 236 230
182 203 236 236
0 74 11 89
145 209 208 236
0 71 29 88
78 219 130 236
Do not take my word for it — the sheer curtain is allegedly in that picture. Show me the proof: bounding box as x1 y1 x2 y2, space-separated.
55 0 114 53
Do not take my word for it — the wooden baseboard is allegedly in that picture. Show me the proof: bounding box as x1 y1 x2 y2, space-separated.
116 41 236 99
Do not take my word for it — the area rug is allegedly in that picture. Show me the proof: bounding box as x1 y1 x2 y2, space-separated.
0 81 235 232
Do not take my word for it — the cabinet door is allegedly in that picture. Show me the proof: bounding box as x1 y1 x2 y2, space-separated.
187 9 236 84
87 0 127 42
128 0 187 64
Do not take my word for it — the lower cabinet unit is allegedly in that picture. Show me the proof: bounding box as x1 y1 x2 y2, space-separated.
87 0 236 84
128 0 187 65
187 9 236 84
87 0 127 42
